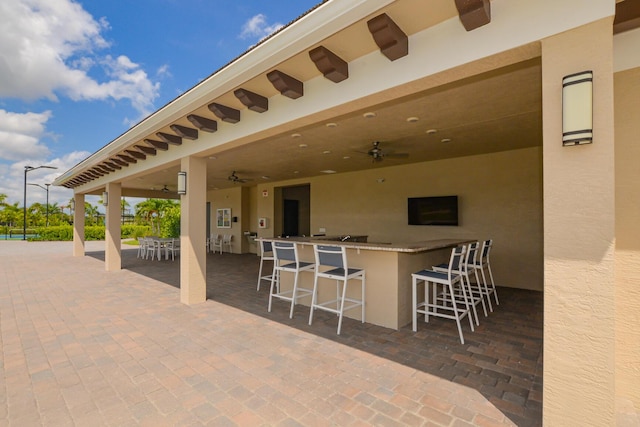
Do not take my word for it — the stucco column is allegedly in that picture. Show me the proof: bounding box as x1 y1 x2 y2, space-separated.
105 182 122 271
73 193 85 257
180 156 207 304
541 18 615 426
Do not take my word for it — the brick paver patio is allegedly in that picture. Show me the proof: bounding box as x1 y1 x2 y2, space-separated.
0 241 542 426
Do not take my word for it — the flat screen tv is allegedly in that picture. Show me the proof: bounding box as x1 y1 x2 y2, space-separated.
408 196 459 226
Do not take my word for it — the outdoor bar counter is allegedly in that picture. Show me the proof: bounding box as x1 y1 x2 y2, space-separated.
261 236 470 330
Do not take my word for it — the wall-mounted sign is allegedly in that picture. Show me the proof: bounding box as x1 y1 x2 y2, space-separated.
262 189 268 197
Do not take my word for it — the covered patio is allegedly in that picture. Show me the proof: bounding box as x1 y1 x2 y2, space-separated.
51 0 640 424
100 245 543 425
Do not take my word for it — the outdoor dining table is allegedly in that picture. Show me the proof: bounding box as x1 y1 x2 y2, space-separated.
148 237 174 261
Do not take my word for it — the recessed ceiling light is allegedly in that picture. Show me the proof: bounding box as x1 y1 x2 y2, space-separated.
441 138 452 143
343 156 351 160
406 117 419 123
291 133 301 138
208 155 217 159
261 176 270 180
293 171 300 174
321 170 337 174
363 112 376 119
426 129 438 134
299 143 308 148
326 122 338 128
323 150 331 154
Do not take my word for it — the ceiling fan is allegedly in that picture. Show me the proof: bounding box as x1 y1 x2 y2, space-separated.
366 141 409 162
228 171 252 184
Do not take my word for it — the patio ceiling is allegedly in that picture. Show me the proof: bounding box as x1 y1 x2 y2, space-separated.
56 0 543 195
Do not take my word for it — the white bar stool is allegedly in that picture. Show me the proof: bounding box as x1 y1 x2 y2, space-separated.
256 240 274 291
309 245 365 335
412 245 473 344
268 241 315 318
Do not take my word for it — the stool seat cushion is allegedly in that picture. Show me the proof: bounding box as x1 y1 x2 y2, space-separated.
413 269 459 281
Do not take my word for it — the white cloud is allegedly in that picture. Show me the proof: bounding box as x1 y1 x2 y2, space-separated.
0 110 52 162
239 14 283 40
0 0 161 117
1 150 90 206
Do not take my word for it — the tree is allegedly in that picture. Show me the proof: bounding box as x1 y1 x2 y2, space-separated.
135 199 178 236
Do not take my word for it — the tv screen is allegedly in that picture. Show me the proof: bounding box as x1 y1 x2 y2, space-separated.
408 196 458 226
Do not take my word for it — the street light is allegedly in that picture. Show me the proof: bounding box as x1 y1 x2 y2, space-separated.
28 183 51 227
23 165 57 240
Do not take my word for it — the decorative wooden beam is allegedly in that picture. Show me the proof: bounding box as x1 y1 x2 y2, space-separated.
89 169 105 176
367 13 408 61
187 114 218 132
169 124 198 140
309 46 349 83
134 144 157 156
454 0 491 31
144 139 169 151
156 132 182 145
117 154 137 164
614 0 640 34
266 70 304 99
104 161 121 170
125 149 146 160
97 164 114 173
234 88 269 113
111 157 129 167
208 103 240 123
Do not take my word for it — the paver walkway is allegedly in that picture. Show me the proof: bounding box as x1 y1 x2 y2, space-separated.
1 241 533 426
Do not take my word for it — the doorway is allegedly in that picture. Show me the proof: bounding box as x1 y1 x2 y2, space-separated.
276 184 310 237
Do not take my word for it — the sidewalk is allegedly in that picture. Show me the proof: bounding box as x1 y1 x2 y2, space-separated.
0 241 520 426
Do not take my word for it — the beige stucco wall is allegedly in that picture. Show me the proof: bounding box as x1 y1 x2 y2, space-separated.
614 66 640 412
541 18 616 426
207 186 244 254
252 146 543 291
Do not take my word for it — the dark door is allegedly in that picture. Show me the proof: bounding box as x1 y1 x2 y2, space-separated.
283 199 299 236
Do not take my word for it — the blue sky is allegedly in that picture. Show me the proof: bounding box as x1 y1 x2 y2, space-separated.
0 0 320 209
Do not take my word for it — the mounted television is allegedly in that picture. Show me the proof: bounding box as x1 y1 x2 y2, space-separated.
408 196 459 226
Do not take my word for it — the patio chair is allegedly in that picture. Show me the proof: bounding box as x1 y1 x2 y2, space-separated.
222 234 233 254
309 244 365 335
432 241 487 324
411 245 474 344
137 237 146 259
470 239 499 311
165 238 180 261
268 241 315 319
257 239 274 291
209 234 222 254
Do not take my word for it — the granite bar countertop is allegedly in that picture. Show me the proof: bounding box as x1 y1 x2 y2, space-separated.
259 236 472 254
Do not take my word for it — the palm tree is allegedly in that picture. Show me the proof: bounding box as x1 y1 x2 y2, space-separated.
84 202 100 226
135 199 178 235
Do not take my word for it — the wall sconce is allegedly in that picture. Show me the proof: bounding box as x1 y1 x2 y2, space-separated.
102 191 108 206
177 171 187 195
562 70 593 146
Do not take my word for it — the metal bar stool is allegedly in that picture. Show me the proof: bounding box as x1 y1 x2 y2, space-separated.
309 244 365 335
268 241 315 318
432 241 488 324
471 239 499 312
256 239 274 291
411 245 473 344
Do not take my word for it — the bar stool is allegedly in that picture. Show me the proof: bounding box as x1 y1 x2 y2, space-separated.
309 245 365 335
432 241 487 324
268 241 315 319
471 239 499 311
256 239 274 291
412 245 473 344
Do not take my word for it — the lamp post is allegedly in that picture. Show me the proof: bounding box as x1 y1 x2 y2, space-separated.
28 183 51 227
23 165 57 240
